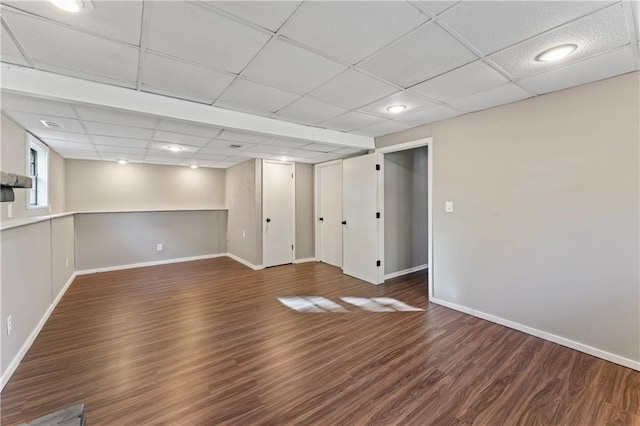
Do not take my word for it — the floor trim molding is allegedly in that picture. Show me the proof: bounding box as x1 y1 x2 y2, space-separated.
1 272 77 391
430 297 640 371
294 258 316 264
75 253 227 275
226 253 264 270
384 264 428 280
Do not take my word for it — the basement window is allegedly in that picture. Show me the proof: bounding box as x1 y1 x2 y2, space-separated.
27 134 49 209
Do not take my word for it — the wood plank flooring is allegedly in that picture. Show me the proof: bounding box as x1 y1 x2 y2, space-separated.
2 258 638 425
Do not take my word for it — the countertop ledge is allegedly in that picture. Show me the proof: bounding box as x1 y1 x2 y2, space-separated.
0 209 228 231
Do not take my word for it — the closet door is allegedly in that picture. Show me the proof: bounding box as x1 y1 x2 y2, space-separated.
263 160 294 267
342 153 383 284
315 160 343 268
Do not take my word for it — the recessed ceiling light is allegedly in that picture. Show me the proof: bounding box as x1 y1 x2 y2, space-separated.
535 44 577 62
117 160 127 165
40 120 61 129
167 146 183 152
48 0 83 12
190 164 198 169
386 105 406 113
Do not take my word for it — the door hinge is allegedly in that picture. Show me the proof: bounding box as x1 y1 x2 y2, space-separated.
292 244 294 250
376 212 381 219
376 260 381 267
292 173 294 178
375 164 380 171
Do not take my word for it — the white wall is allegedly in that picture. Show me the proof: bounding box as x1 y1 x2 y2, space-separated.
384 147 428 275
1 216 75 383
65 160 225 212
1 114 66 221
377 72 640 366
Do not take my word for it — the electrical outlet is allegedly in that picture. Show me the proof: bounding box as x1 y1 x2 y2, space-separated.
445 201 454 213
157 243 163 251
242 230 246 238
6 316 12 336
7 204 12 218
66 257 69 268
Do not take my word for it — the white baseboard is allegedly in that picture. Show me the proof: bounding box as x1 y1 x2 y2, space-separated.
294 257 316 264
75 253 227 275
430 297 640 371
384 264 428 280
1 272 77 391
226 253 264 270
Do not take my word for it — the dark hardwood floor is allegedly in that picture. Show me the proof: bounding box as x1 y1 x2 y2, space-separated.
1 258 638 425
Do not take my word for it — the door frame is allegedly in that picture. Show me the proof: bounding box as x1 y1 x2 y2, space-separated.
262 159 296 266
376 137 433 297
314 159 342 265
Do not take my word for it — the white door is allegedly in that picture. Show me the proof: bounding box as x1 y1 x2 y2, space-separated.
263 160 295 267
315 160 343 268
342 153 383 284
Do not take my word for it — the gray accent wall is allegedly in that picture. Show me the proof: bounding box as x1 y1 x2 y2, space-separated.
1 114 66 221
65 160 225 212
75 210 227 271
1 215 75 377
226 159 262 266
376 72 640 363
295 163 315 260
384 147 428 275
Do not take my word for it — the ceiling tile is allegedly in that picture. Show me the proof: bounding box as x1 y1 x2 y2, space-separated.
205 1 301 32
309 69 398 109
219 79 300 113
412 1 460 16
242 38 346 94
352 120 414 137
280 1 428 64
6 111 85 133
298 143 342 153
193 152 232 161
153 130 211 147
439 1 614 55
205 140 257 151
409 60 509 103
518 46 636 95
319 111 384 131
30 128 90 143
489 4 629 79
449 84 531 113
148 141 199 153
197 147 240 157
249 144 292 154
147 2 270 73
95 145 147 155
357 91 437 118
396 105 463 125
55 149 101 160
141 53 235 104
156 120 222 138
90 136 149 148
4 0 143 45
75 105 158 129
275 96 348 125
100 152 145 162
0 93 76 118
3 10 139 84
216 129 272 144
84 122 154 139
144 156 187 165
42 139 94 151
1 24 29 66
359 22 478 88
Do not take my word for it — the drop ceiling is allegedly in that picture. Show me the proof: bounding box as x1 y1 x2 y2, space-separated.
1 0 638 168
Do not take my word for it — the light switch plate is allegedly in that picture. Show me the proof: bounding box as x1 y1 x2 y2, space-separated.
445 201 454 213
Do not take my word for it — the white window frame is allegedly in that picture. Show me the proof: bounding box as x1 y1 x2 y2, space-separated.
26 134 49 210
